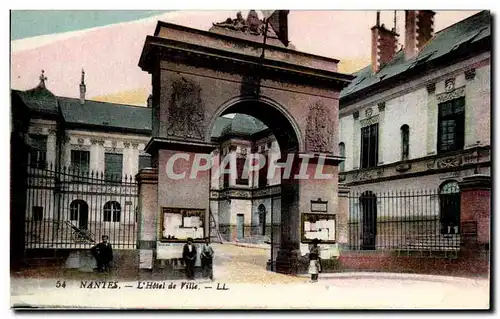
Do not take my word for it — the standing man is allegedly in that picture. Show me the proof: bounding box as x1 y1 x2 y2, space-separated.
182 237 197 280
91 235 113 272
200 237 214 281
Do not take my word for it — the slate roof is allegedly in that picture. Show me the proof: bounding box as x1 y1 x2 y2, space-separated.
14 86 59 116
58 97 152 133
340 10 491 102
217 114 268 137
13 86 268 137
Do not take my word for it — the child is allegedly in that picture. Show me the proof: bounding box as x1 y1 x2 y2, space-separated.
308 251 320 282
308 239 321 282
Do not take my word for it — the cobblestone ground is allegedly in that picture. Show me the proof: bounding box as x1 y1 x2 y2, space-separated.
10 244 490 309
210 244 303 284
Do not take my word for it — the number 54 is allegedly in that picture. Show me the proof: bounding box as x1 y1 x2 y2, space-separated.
55 281 66 288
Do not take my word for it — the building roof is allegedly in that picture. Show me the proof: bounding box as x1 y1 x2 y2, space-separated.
58 97 152 133
219 114 268 136
14 86 59 116
340 10 491 102
13 84 269 138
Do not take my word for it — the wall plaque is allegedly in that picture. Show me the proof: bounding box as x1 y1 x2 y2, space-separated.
311 198 328 212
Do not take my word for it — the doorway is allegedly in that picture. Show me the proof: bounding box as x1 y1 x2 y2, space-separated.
258 204 266 236
360 191 377 250
237 214 245 240
439 181 460 234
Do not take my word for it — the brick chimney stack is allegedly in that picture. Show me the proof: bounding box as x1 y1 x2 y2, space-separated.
371 11 399 73
404 10 435 60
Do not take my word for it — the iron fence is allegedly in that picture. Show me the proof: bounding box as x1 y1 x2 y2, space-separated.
348 189 461 252
25 163 138 250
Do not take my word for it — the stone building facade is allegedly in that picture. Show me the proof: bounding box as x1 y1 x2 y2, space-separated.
338 10 491 250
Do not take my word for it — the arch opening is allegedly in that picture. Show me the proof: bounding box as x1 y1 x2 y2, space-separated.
209 99 301 154
439 180 460 234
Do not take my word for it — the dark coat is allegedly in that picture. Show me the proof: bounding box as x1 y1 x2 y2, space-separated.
91 242 113 263
182 244 197 263
309 245 320 260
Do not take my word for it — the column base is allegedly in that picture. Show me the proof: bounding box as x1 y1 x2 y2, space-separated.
275 243 300 275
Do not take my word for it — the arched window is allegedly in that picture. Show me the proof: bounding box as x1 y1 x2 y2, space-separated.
401 125 410 161
70 199 89 229
70 200 87 221
103 201 121 222
339 142 345 172
439 181 460 234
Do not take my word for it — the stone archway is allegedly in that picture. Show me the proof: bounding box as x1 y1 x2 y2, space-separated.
136 19 352 274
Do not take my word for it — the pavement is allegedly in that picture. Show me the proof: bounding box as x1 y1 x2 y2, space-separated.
10 244 491 309
228 242 270 250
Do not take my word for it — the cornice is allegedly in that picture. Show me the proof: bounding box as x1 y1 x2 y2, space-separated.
339 146 490 185
140 36 352 89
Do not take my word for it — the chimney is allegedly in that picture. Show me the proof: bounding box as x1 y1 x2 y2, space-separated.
79 68 86 104
404 10 435 60
371 12 399 73
147 94 153 108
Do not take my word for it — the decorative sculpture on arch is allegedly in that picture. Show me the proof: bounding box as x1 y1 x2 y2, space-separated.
166 77 205 140
305 101 335 154
212 10 274 37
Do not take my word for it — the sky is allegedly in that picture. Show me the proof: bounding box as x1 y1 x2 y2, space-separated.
10 10 480 106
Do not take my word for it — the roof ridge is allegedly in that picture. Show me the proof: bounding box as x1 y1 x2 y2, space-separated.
58 96 147 108
435 10 488 36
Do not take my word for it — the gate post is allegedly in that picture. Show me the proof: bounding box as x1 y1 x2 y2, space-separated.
136 168 158 270
458 174 491 252
337 184 350 251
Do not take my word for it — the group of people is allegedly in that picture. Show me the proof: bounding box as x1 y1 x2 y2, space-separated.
182 237 214 280
91 234 317 282
90 235 215 280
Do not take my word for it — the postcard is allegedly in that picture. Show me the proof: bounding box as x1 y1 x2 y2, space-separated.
10 9 490 310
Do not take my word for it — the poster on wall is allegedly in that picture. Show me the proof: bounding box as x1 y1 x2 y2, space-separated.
301 213 336 243
161 207 205 241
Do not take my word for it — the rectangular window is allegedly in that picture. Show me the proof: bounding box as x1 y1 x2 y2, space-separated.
29 135 47 169
360 124 379 169
223 157 230 188
71 150 90 175
105 153 123 182
32 206 43 221
339 143 345 172
438 97 465 153
138 155 151 171
236 157 249 185
258 152 268 188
